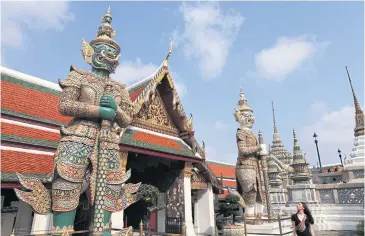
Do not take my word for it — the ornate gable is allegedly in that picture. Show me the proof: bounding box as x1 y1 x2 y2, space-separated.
191 170 208 190
132 90 179 136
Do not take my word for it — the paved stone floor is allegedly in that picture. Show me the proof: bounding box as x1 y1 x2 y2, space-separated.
315 231 359 236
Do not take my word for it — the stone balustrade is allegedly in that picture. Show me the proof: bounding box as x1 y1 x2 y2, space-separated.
315 182 364 204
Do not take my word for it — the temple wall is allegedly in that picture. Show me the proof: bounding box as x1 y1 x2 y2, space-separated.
282 181 364 231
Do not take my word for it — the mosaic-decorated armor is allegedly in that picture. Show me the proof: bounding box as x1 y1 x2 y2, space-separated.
233 89 266 222
14 7 141 236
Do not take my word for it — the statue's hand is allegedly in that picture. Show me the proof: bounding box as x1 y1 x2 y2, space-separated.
98 107 116 121
100 95 118 111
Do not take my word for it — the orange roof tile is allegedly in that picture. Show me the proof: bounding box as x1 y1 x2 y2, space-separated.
218 190 229 198
1 122 61 142
1 150 53 175
1 80 71 124
208 163 236 179
222 180 236 188
131 131 185 151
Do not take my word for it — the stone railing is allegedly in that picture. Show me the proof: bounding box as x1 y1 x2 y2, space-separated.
312 165 364 184
315 182 364 204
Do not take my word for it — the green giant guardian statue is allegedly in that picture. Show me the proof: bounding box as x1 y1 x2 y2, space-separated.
14 7 141 236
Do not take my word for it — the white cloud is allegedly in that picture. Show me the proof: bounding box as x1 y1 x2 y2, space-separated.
1 1 74 48
113 58 187 99
214 120 228 131
173 2 244 80
299 103 354 166
114 58 159 85
253 35 329 81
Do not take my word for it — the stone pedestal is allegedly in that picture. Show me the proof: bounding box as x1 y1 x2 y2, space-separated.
270 187 287 212
286 183 319 206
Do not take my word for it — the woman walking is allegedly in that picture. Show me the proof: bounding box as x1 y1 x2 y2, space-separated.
291 202 315 236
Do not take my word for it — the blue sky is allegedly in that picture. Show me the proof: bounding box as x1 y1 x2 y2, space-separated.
2 1 364 166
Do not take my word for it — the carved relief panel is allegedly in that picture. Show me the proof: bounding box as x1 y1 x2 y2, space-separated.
166 171 185 218
133 91 179 136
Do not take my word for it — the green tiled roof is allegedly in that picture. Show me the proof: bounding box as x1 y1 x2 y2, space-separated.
1 172 49 182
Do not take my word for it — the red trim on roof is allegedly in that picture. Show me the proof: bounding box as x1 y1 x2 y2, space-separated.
119 144 201 163
130 88 145 102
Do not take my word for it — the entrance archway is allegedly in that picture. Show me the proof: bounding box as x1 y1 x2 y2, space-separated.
124 153 184 230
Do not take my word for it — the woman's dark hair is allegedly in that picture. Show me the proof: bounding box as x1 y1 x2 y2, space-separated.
299 202 314 224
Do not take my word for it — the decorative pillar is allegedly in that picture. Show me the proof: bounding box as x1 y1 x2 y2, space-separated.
111 151 128 233
183 162 196 236
196 184 216 235
157 193 166 232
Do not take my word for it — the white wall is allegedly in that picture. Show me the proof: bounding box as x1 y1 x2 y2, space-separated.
196 184 215 236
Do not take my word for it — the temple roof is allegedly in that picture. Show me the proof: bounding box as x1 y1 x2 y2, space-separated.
120 126 198 159
0 57 219 188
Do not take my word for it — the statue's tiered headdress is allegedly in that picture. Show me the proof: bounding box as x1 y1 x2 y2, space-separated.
236 87 253 112
81 7 121 71
234 87 255 128
89 6 120 53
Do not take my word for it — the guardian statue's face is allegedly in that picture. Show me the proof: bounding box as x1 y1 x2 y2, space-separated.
91 43 120 73
237 110 255 129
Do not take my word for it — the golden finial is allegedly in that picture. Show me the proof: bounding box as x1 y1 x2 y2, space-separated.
165 39 173 61
106 6 111 15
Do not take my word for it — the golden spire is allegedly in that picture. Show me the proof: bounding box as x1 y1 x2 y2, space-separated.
346 66 362 113
163 39 173 66
272 100 278 133
346 66 364 137
165 39 172 60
